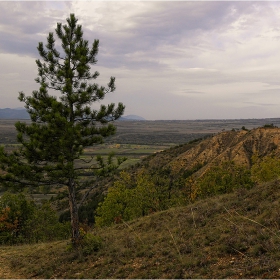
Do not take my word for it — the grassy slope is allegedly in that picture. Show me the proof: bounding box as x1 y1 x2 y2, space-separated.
1 179 280 279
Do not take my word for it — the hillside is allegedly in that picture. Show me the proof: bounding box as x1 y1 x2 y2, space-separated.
58 125 280 225
143 126 280 178
1 179 280 278
1 126 280 278
173 126 279 175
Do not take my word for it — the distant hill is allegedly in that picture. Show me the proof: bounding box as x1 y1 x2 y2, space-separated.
139 126 280 179
120 115 146 121
0 108 29 119
0 109 145 121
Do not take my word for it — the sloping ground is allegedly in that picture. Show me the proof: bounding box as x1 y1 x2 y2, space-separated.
1 179 280 278
168 127 280 176
0 250 24 278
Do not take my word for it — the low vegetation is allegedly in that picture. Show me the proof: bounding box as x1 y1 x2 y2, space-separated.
94 127 280 228
1 179 280 278
1 126 280 277
0 192 70 244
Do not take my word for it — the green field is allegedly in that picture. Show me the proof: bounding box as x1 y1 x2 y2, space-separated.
2 118 280 145
83 143 170 168
2 118 280 170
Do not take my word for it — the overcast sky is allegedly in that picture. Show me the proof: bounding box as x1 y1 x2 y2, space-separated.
1 1 280 120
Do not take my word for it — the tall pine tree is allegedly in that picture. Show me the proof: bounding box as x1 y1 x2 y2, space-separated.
0 14 125 246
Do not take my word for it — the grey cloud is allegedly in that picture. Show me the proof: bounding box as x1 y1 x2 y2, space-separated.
129 3 255 42
245 88 280 97
260 88 280 94
2 1 280 120
0 2 50 31
0 2 70 56
178 89 206 95
1 1 275 70
0 31 41 57
243 102 275 107
82 2 275 71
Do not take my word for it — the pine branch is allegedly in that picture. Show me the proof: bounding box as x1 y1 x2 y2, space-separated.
78 182 99 209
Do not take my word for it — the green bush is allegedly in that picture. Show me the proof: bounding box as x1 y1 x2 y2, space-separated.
81 233 103 255
95 170 183 227
0 192 35 244
251 155 280 183
24 201 71 243
195 161 253 198
95 172 138 227
0 192 71 244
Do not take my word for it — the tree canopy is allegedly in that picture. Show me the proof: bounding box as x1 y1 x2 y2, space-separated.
0 14 125 246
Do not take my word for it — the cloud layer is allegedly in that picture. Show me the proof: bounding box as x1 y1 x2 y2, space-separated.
1 1 280 120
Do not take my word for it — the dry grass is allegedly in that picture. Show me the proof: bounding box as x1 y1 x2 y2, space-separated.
1 179 280 278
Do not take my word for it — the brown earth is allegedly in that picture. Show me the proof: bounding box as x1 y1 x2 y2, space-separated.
0 254 23 279
169 127 280 176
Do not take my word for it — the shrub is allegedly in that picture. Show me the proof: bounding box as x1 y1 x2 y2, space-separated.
24 201 71 243
95 172 139 227
95 170 182 227
0 192 35 244
251 155 280 183
194 161 253 199
0 192 70 244
81 233 103 255
263 123 277 128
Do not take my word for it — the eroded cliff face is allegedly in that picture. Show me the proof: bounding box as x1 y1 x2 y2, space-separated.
169 127 280 176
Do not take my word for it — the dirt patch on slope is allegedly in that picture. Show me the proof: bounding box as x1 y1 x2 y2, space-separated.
169 127 280 176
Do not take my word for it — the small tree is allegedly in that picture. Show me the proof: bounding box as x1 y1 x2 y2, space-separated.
0 14 125 246
0 192 35 244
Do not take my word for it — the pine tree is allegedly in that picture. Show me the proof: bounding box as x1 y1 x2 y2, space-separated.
0 14 125 246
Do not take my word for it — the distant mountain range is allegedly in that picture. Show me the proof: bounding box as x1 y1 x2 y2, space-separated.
120 115 146 121
0 108 145 121
0 108 29 119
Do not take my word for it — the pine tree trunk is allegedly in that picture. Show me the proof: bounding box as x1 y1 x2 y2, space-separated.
68 179 80 247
